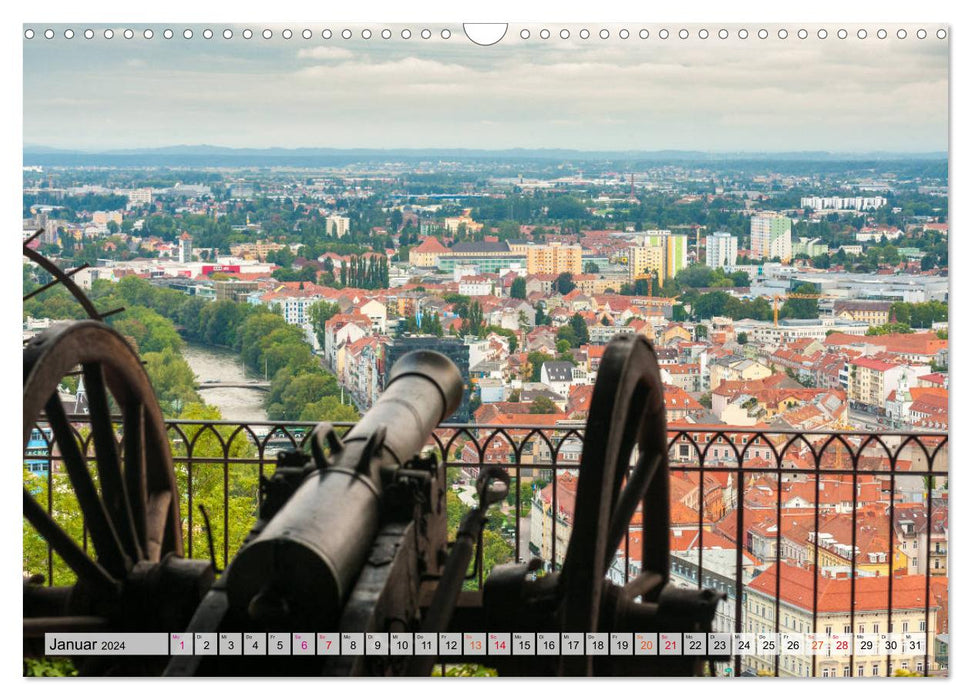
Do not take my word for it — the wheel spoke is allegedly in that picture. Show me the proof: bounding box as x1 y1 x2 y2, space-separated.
123 401 148 556
22 488 118 597
83 362 142 561
605 451 662 572
44 393 130 578
145 490 173 562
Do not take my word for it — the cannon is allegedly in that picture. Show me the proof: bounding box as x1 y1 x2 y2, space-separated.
23 239 724 676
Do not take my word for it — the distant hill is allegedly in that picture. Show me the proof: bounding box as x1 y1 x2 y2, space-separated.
22 144 948 168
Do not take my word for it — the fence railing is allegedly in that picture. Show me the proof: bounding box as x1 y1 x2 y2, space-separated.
24 418 948 677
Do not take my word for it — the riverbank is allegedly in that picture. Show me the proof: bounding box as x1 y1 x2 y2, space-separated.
182 343 269 422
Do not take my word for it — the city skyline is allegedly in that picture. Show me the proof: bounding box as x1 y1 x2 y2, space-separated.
24 23 948 153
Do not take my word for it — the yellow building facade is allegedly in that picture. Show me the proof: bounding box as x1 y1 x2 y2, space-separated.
628 245 666 282
526 242 583 276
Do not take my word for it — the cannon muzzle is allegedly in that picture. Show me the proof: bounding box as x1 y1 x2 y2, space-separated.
223 350 463 628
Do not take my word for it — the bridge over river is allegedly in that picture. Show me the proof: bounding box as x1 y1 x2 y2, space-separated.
195 380 271 391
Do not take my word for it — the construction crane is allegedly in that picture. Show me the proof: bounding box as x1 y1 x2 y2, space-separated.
632 273 653 297
772 292 837 327
627 275 682 309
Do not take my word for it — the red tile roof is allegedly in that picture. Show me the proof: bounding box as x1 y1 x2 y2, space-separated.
412 236 449 253
537 472 579 524
851 356 898 372
748 563 938 613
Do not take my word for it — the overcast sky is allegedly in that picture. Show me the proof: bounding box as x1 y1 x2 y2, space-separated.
23 23 949 153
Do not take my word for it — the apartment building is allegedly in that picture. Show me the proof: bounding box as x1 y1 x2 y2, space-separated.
525 242 583 276
745 563 938 677
751 213 793 262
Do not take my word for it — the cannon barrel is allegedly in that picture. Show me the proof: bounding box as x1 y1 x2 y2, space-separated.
223 350 463 629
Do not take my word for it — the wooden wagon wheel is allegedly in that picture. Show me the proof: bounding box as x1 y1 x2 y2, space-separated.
23 242 212 672
557 334 671 675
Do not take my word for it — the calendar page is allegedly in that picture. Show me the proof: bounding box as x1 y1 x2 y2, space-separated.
20 4 951 686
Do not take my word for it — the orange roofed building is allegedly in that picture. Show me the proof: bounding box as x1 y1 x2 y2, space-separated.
530 471 580 569
745 562 942 677
408 237 449 268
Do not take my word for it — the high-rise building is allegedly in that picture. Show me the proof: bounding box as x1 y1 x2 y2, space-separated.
526 242 583 276
638 231 689 279
706 231 738 271
178 232 193 263
126 188 153 208
326 214 350 238
628 245 665 283
383 335 471 422
750 213 792 262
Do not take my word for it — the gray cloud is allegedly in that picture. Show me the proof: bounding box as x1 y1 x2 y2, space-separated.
23 24 948 152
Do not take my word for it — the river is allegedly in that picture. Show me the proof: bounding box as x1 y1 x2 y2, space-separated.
181 343 269 422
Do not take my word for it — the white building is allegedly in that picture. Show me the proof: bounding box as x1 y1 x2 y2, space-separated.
177 233 193 264
540 361 591 399
855 227 903 243
800 195 887 211
751 319 869 346
792 237 828 258
326 215 350 238
125 188 153 208
458 276 496 297
706 231 738 271
750 213 792 263
356 299 388 334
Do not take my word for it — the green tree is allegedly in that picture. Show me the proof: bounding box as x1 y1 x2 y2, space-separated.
461 301 484 336
261 327 318 378
555 272 575 295
780 284 820 320
675 264 716 290
547 195 587 220
269 372 340 421
736 331 748 345
692 291 730 320
143 346 202 416
867 322 914 336
308 300 341 348
299 395 360 422
174 402 260 567
811 253 831 269
510 277 527 299
557 326 578 347
529 396 558 414
527 351 552 382
238 312 290 372
199 300 248 347
23 467 84 587
534 304 549 326
569 313 590 346
424 312 444 338
112 307 184 354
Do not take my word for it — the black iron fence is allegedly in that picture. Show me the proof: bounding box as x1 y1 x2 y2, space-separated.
24 418 948 677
